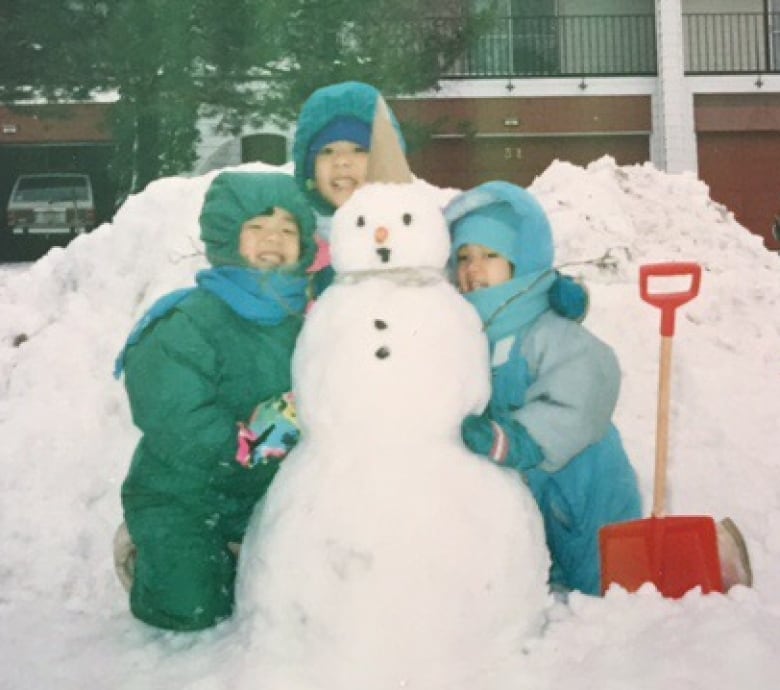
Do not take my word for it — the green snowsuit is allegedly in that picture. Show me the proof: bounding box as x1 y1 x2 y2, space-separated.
120 172 315 631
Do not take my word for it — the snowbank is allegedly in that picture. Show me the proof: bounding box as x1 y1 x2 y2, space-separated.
0 157 778 690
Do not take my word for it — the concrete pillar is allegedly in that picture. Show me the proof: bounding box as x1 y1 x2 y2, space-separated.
652 0 698 174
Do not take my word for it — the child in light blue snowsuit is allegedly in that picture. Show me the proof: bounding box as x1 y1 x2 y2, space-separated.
446 181 642 595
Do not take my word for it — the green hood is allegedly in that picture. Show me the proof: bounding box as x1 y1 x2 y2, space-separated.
199 172 316 271
292 81 405 216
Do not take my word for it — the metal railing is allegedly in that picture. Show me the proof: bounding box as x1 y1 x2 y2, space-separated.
440 12 780 78
684 12 780 73
445 14 657 77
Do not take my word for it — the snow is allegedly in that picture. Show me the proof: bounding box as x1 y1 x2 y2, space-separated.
1 156 778 689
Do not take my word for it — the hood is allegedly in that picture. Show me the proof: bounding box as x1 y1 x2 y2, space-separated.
199 171 316 271
292 81 406 216
444 181 554 277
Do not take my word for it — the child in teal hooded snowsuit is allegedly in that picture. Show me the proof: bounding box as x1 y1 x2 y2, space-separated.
293 80 588 317
446 181 642 595
293 81 404 240
292 80 405 292
117 172 316 630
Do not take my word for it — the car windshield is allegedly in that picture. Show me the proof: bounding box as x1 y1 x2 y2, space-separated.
13 177 90 202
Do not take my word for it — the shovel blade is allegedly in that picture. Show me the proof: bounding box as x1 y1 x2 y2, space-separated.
600 515 723 598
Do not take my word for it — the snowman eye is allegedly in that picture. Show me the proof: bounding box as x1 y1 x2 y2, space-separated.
402 213 412 226
356 215 365 228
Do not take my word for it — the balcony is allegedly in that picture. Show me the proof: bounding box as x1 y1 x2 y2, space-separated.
685 13 780 74
441 12 780 78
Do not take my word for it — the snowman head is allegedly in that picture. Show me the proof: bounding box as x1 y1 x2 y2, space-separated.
329 96 450 274
330 183 450 272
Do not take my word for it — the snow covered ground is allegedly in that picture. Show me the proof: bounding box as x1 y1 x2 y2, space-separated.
0 157 778 689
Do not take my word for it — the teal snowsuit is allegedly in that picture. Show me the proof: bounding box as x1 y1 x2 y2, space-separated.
448 181 641 595
292 80 407 296
119 172 315 630
489 313 641 594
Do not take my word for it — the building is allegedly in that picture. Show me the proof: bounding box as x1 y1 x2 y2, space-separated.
195 0 780 250
0 102 116 230
3 1 779 251
388 0 780 251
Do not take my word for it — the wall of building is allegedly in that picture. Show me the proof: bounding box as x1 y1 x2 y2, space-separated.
0 104 113 145
398 69 780 250
390 94 651 190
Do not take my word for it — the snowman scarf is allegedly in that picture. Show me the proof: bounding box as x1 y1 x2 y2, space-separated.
113 266 307 378
464 269 556 348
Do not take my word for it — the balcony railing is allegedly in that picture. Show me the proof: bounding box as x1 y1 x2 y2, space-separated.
444 14 656 78
440 12 780 78
684 13 780 73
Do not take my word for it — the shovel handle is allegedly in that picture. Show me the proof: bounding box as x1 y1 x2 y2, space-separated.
639 263 701 337
639 263 701 517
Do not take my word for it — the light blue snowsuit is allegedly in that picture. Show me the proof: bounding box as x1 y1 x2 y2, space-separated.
447 182 641 595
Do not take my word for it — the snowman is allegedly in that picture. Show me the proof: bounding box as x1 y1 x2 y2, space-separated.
234 99 550 690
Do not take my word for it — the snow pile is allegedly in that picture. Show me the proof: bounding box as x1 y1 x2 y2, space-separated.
0 157 778 690
535 159 778 529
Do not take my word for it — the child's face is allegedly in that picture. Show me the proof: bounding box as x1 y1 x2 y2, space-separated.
455 244 514 293
239 208 300 269
315 140 369 209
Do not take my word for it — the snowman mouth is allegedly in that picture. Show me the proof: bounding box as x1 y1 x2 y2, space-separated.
377 248 392 263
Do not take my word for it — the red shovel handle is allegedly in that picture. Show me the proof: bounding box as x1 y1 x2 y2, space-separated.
639 263 701 337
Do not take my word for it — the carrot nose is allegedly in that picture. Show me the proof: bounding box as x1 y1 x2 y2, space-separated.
374 226 389 244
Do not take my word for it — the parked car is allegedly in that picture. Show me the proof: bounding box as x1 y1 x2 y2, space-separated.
6 173 95 236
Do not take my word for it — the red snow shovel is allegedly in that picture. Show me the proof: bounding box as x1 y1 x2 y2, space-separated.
599 262 724 598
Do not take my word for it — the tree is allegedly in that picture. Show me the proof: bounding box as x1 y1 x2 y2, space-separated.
228 0 491 127
0 1 492 203
0 1 110 100
104 1 203 194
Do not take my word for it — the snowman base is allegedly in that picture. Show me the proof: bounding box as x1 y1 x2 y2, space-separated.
235 437 550 690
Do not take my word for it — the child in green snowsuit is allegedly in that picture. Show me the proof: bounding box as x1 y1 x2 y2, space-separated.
117 172 315 631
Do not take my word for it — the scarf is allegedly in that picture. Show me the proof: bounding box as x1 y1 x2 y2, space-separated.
464 269 555 347
195 266 308 324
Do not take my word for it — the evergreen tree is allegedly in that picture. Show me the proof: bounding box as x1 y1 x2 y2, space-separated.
0 0 109 100
0 1 489 203
105 1 202 194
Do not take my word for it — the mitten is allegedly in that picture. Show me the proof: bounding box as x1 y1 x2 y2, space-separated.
461 412 543 471
236 392 300 467
548 272 589 322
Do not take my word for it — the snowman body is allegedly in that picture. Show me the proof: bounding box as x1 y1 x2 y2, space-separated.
236 183 550 690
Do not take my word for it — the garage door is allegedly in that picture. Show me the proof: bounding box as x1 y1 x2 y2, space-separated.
697 131 780 251
408 133 649 190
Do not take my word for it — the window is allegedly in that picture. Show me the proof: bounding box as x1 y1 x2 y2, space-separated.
13 175 91 203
